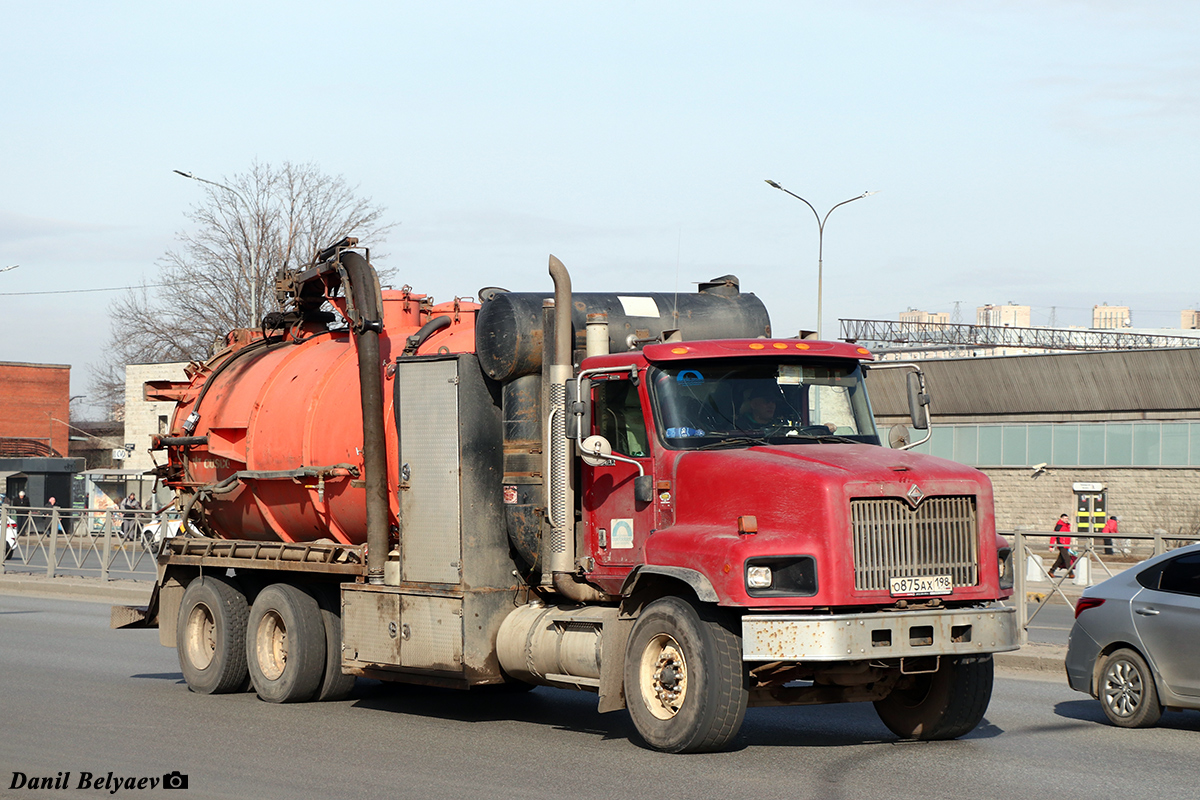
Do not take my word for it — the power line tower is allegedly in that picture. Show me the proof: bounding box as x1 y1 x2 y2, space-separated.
949 301 964 355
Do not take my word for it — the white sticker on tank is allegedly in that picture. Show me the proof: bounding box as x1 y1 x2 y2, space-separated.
618 296 660 318
610 518 635 549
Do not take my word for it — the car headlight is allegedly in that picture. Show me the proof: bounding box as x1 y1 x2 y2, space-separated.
744 556 818 597
747 565 773 589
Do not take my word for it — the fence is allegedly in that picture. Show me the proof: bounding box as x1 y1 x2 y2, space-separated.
1005 528 1200 644
1 504 179 581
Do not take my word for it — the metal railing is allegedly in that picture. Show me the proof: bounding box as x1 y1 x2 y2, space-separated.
1 504 179 581
1005 529 1200 645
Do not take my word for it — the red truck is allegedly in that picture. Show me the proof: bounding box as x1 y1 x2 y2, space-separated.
117 241 1017 753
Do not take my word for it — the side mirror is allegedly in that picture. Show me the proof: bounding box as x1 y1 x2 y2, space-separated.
906 372 930 431
580 435 614 467
634 475 654 504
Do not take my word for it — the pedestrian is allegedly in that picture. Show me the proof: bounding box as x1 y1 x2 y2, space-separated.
11 489 31 534
119 493 141 541
1049 513 1074 579
1101 515 1118 556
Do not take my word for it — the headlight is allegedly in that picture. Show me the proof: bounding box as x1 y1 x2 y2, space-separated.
746 566 773 589
998 546 1014 590
744 556 818 597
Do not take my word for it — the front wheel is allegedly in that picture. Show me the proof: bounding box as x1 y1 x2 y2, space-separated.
623 597 748 753
874 654 994 740
1098 648 1162 728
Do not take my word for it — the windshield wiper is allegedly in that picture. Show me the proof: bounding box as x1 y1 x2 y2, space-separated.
695 436 772 450
783 433 861 444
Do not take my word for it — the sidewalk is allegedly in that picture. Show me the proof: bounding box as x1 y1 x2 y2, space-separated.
0 570 1068 677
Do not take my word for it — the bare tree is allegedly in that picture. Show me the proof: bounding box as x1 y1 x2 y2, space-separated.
91 161 395 417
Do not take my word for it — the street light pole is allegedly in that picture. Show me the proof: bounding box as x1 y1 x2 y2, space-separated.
174 169 260 326
765 180 878 340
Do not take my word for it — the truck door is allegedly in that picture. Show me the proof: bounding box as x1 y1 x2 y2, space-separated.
583 376 655 568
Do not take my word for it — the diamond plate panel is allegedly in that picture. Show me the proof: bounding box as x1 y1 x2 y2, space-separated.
399 360 463 584
400 594 463 671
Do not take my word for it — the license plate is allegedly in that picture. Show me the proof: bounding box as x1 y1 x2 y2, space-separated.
889 575 953 597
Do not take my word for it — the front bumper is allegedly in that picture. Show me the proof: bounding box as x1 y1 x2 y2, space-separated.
742 605 1019 662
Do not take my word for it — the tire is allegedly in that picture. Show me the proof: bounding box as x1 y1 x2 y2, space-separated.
1098 648 1162 728
874 654 994 740
309 585 357 702
246 583 327 703
176 575 250 695
623 597 748 753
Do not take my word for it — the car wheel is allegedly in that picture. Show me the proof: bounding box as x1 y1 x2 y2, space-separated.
177 575 251 694
874 654 994 740
246 583 326 703
308 584 357 702
1098 648 1162 728
623 597 748 753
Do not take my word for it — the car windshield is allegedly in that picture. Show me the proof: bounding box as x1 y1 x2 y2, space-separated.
649 358 879 450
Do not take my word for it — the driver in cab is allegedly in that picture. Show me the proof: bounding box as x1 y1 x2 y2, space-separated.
736 383 786 430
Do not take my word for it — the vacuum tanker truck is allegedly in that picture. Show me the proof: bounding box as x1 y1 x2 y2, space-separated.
116 239 1017 753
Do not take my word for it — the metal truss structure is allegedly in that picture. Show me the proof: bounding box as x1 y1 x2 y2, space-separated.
838 319 1200 355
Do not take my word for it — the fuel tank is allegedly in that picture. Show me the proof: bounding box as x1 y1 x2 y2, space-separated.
475 275 771 381
152 291 479 544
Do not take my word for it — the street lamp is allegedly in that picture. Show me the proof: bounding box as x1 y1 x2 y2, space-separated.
174 169 260 326
765 180 878 340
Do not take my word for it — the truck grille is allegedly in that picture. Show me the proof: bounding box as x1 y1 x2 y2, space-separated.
850 496 979 592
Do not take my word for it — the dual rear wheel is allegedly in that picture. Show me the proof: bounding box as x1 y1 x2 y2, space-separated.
176 578 354 703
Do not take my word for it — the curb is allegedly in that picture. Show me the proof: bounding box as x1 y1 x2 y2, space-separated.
0 572 153 605
995 644 1066 676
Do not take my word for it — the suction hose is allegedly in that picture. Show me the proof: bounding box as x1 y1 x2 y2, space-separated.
340 250 391 585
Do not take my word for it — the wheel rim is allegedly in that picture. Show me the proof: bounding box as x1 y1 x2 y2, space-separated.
183 603 216 670
256 610 289 681
638 633 688 720
1102 658 1144 717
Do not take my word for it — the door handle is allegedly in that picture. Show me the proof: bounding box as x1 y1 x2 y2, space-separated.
1135 608 1160 616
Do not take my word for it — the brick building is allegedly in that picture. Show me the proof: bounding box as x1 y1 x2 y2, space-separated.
0 361 71 456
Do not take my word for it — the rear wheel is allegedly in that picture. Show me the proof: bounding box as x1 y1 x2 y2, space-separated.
874 654 994 740
176 576 250 694
623 597 748 753
1098 648 1162 728
246 583 326 703
309 584 357 702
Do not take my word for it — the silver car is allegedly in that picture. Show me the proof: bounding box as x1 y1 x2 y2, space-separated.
1066 543 1200 727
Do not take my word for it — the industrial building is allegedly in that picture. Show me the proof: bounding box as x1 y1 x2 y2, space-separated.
869 347 1200 537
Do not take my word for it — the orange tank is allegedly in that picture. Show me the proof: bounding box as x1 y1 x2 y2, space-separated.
150 290 479 545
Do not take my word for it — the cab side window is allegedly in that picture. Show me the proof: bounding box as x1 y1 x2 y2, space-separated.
594 379 649 457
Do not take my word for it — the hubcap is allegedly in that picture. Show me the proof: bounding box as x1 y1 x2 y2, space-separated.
1103 659 1143 717
256 610 289 681
184 603 216 670
639 633 688 720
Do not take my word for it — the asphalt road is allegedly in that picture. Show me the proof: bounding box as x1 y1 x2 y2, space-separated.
2 594 1199 800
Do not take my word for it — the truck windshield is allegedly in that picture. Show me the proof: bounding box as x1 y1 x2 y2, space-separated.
648 359 879 450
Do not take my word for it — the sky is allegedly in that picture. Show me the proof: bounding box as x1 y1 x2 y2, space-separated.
2 2 1198 418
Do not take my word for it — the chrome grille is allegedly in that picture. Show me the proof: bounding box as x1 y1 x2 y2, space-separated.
851 496 979 591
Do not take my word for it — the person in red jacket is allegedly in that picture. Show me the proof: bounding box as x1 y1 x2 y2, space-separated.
1101 515 1118 556
1049 513 1074 579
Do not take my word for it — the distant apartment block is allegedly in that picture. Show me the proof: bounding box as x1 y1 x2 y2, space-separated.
898 308 949 326
1093 304 1131 329
976 303 1030 328
1182 310 1200 330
